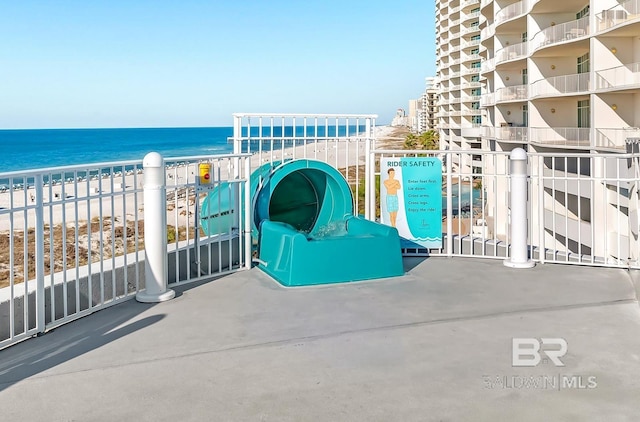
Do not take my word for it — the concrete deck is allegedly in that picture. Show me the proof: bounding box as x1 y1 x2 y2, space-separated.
1 257 640 421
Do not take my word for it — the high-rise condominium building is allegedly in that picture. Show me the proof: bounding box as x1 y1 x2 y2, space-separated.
436 0 484 172
437 0 640 261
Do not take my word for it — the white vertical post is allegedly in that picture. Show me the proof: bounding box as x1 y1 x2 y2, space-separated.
365 118 372 220
446 151 453 256
244 155 252 269
35 174 45 333
137 152 175 303
504 148 535 268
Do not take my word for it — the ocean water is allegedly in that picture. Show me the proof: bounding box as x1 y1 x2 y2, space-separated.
0 125 366 174
0 127 234 173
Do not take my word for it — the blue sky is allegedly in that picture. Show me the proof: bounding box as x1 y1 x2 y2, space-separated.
0 1 435 129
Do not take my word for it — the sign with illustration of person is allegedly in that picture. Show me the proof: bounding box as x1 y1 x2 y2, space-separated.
380 157 443 249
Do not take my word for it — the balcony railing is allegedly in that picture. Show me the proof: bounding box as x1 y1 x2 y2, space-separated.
481 57 495 73
480 92 496 106
596 0 640 32
530 127 591 147
461 25 481 36
595 128 640 149
461 39 481 49
530 16 590 52
481 23 495 39
495 0 529 25
495 84 528 102
496 126 528 142
495 42 528 64
596 62 640 90
530 73 590 98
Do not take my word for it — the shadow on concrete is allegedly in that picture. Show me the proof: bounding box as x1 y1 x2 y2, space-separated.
0 302 165 393
402 256 428 272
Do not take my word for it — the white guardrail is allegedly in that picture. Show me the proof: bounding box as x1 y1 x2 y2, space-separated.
2 113 640 350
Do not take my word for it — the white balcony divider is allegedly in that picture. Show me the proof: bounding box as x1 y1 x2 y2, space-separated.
530 73 590 97
495 0 528 25
495 41 528 64
530 16 590 52
530 127 591 146
596 128 640 149
495 84 528 102
596 62 640 90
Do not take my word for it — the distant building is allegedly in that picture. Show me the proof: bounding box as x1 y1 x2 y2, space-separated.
391 108 410 127
408 77 440 133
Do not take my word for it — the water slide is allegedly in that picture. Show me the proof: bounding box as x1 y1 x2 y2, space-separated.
201 159 404 286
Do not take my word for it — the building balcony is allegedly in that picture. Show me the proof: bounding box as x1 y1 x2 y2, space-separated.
596 0 640 32
529 127 591 147
495 84 528 102
462 10 481 22
495 42 527 65
480 0 491 10
495 0 529 26
480 57 495 74
496 126 528 142
530 16 590 53
480 23 495 39
530 73 590 98
462 53 481 63
460 25 481 36
596 62 640 91
482 125 495 138
480 92 495 106
462 81 482 88
462 94 482 102
595 128 640 150
460 39 481 49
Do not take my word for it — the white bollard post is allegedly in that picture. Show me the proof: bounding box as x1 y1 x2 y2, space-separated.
137 152 176 303
504 148 535 268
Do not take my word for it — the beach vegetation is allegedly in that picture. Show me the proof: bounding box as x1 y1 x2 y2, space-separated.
404 130 439 150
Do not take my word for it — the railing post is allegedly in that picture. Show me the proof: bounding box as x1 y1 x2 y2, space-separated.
35 174 46 333
137 152 175 303
504 148 535 268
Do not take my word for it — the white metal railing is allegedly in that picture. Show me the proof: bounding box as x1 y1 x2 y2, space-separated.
529 127 591 147
5 113 640 351
530 16 590 52
530 73 590 97
596 128 640 149
495 41 528 64
0 153 251 349
596 0 640 31
368 148 640 268
596 62 640 90
495 0 528 25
